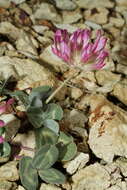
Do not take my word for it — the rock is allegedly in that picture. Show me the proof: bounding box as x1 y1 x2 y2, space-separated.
0 22 20 40
13 131 36 158
64 152 89 174
116 64 127 75
116 0 127 10
74 0 114 9
16 30 38 56
54 24 78 33
72 163 111 190
9 0 26 4
72 162 126 190
54 0 77 10
40 183 61 190
0 180 17 190
62 109 88 130
112 79 127 105
16 186 26 190
87 94 127 162
95 70 121 93
109 14 125 28
40 46 68 72
0 114 20 141
19 3 32 15
0 0 10 8
0 161 19 181
33 3 61 23
70 87 83 100
62 9 82 24
84 8 109 24
115 157 127 177
0 56 56 89
85 21 102 29
32 25 49 35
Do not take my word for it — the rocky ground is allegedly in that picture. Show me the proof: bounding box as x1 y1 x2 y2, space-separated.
0 0 127 190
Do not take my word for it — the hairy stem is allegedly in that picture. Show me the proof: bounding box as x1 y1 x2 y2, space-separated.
46 70 79 104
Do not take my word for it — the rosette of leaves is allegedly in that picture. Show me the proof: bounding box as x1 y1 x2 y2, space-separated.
19 144 66 190
35 127 77 162
9 86 63 129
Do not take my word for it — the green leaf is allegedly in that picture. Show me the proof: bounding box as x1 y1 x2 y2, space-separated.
19 156 38 190
0 142 11 157
38 168 66 184
0 128 5 136
43 119 59 134
44 103 63 121
58 132 73 145
29 86 52 104
32 144 59 169
10 90 29 107
58 142 77 161
27 107 44 128
35 127 58 148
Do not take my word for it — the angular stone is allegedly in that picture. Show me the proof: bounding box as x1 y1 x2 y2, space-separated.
62 9 82 24
16 186 26 190
0 180 17 190
0 161 19 181
88 94 127 162
74 0 114 9
64 152 89 174
84 8 109 24
10 0 26 4
0 0 10 8
72 163 111 190
40 183 61 190
33 3 61 23
0 56 56 89
54 0 77 10
70 87 83 100
16 30 38 56
112 80 127 105
0 22 20 40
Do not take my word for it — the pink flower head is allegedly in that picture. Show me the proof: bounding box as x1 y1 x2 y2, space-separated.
0 136 4 144
0 98 14 114
52 29 108 70
0 120 5 127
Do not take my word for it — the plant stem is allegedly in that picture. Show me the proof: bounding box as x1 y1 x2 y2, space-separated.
46 70 79 104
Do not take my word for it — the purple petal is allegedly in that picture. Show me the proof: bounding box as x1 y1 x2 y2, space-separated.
0 136 4 144
0 120 5 127
0 104 6 114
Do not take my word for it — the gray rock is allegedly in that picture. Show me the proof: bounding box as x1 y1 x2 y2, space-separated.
62 9 82 24
54 0 77 10
0 161 19 181
0 180 17 190
16 30 38 56
112 79 127 105
9 0 26 4
88 94 127 162
0 56 56 90
33 3 61 23
64 152 89 174
40 183 61 190
74 0 114 8
72 163 111 190
0 22 20 40
0 0 10 8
